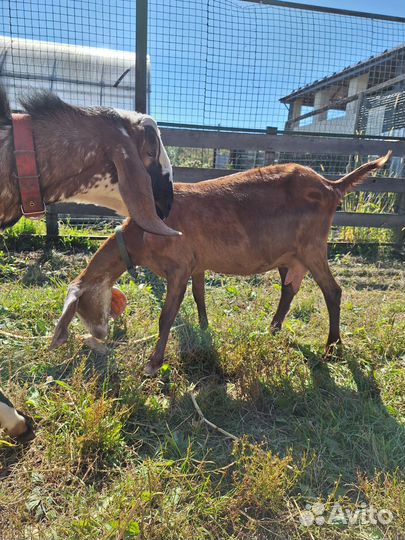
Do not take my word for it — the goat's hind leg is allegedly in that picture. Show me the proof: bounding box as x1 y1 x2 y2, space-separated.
303 251 342 358
192 272 208 329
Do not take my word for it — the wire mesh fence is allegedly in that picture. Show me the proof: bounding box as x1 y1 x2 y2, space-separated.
2 0 404 134
0 0 139 110
149 0 405 136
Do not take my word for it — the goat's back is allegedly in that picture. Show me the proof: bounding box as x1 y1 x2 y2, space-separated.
124 164 337 276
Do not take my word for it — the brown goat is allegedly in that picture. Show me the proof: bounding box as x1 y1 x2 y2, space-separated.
51 153 391 376
0 86 179 236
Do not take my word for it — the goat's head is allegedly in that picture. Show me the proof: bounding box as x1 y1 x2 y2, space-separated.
113 111 178 236
50 281 127 350
137 117 174 220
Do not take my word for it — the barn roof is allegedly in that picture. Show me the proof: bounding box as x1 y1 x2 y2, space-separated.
280 44 405 104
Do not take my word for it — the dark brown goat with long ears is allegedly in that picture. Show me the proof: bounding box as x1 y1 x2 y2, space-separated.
0 86 179 236
52 152 391 376
0 86 179 439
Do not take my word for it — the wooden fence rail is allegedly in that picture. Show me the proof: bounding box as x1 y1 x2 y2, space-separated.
160 128 405 156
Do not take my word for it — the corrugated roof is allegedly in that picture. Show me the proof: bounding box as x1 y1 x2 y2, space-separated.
280 44 405 103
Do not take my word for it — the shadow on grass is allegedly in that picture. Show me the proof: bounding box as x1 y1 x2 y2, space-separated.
130 339 405 497
4 263 403 498
175 320 225 383
251 349 405 490
118 269 405 490
3 322 404 502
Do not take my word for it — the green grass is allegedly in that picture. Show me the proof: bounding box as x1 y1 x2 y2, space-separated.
0 247 405 539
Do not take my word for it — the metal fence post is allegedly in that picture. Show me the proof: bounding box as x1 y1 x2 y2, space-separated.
135 0 148 113
46 204 59 242
395 187 405 247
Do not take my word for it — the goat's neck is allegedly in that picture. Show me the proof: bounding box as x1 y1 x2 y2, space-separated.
0 125 128 228
32 123 127 216
77 231 128 287
0 162 125 229
41 161 127 217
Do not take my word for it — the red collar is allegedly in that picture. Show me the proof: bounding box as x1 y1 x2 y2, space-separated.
11 113 45 219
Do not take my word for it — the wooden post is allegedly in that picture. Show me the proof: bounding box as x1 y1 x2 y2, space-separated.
46 204 59 243
264 127 277 165
395 187 405 247
353 91 364 134
135 0 148 113
264 150 276 165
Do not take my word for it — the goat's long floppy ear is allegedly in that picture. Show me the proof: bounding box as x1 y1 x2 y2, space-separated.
113 141 181 237
110 287 127 319
49 284 82 350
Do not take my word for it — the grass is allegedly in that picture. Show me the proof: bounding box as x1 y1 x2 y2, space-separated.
0 244 405 539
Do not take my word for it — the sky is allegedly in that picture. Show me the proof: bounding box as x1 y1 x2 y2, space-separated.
1 0 404 130
284 0 404 17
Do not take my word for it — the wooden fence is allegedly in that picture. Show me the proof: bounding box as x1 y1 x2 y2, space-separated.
48 129 405 236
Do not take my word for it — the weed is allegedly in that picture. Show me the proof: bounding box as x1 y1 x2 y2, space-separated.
0 248 404 539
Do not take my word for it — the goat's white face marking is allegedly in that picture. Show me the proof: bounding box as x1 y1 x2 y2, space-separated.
78 280 111 340
63 174 126 215
115 109 144 125
115 110 173 182
0 402 26 432
139 116 173 181
119 126 130 138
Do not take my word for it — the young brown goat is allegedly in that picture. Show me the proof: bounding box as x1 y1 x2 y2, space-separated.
51 153 391 376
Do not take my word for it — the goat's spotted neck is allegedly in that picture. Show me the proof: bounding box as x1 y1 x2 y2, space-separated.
0 161 122 229
0 124 125 228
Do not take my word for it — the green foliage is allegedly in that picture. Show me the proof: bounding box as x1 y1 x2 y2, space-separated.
0 248 404 539
3 217 46 238
167 146 215 169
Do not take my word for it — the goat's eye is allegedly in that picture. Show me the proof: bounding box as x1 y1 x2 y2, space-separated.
147 151 155 158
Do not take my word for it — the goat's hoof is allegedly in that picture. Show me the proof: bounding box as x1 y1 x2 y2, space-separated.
199 319 209 331
83 335 108 355
323 341 342 362
144 361 162 377
270 322 282 335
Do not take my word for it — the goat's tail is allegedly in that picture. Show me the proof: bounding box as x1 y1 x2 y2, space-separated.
0 85 11 125
330 151 391 198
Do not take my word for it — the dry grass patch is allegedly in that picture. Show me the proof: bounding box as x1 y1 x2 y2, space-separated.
0 247 404 539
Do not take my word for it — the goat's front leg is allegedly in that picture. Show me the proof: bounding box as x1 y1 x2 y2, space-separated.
144 272 189 376
270 267 297 332
191 272 208 329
